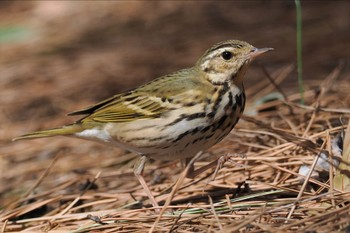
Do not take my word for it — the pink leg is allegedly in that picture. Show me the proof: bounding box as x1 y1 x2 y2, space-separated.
133 156 159 210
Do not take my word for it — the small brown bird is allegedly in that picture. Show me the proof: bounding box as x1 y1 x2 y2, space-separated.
13 40 272 208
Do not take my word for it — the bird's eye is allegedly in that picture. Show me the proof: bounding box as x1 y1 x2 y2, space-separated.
221 51 233 60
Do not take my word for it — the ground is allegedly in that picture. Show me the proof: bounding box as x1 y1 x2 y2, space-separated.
0 2 350 232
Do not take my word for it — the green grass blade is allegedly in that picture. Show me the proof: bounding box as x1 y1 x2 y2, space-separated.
295 0 304 104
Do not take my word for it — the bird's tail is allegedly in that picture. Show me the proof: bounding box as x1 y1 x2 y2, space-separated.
12 124 84 141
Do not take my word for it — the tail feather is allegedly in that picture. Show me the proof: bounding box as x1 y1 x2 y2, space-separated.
13 124 84 141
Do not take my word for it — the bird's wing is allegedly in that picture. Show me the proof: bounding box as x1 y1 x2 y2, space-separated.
81 93 168 123
69 68 205 124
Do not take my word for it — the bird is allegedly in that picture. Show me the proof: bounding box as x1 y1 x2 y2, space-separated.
13 40 272 209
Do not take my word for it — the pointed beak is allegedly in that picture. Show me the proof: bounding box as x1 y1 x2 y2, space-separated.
248 47 273 60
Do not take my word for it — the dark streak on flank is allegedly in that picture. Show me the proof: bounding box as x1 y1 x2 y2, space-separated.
127 135 166 143
207 111 215 119
192 133 214 145
190 126 204 135
166 115 185 127
192 136 204 144
187 112 206 121
213 115 228 131
173 126 204 143
201 125 211 133
134 124 157 131
204 133 215 140
166 112 206 126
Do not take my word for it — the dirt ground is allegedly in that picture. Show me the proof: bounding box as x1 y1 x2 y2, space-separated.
0 2 349 232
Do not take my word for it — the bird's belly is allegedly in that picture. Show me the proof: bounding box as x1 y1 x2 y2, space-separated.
112 101 242 160
106 115 214 161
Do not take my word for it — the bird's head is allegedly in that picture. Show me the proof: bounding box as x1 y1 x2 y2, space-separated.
197 40 272 85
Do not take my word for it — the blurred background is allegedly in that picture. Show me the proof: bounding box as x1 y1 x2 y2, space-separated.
0 1 349 202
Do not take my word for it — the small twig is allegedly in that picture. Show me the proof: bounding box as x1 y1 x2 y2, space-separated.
303 64 343 138
168 204 190 233
260 64 289 101
52 171 101 219
0 197 61 222
229 205 266 232
317 63 343 101
285 139 327 220
278 112 299 136
268 191 336 215
242 115 319 153
302 107 317 137
3 151 61 212
326 130 336 209
1 219 8 233
87 214 106 225
258 160 331 192
24 152 61 198
283 101 350 114
149 152 203 233
225 194 232 211
247 64 293 98
208 195 223 230
281 198 349 230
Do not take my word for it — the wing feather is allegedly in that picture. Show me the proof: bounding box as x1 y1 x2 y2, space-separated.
81 95 167 123
68 68 208 124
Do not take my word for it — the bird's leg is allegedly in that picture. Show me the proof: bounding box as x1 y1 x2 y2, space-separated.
209 153 246 181
185 158 218 179
133 155 159 210
185 153 246 180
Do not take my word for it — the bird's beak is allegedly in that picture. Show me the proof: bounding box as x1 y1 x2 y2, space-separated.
248 47 273 60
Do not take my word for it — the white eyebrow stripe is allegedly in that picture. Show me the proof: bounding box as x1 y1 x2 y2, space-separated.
203 48 230 61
